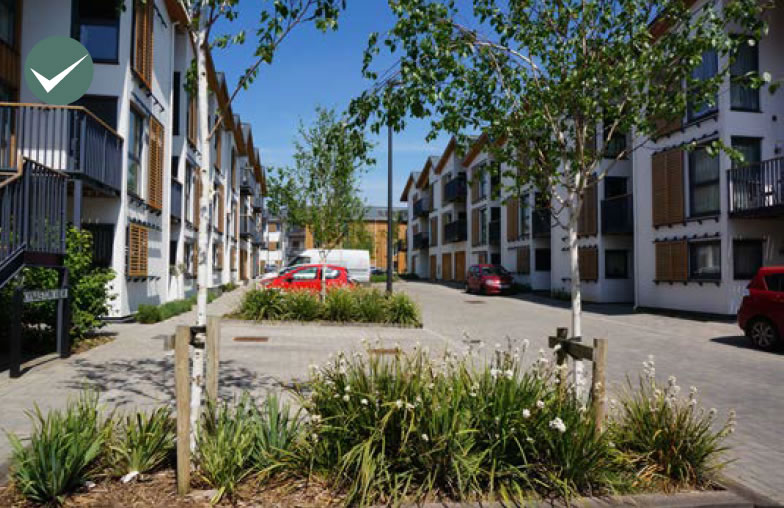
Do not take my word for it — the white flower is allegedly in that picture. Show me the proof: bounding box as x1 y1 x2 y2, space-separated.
526 437 534 443
548 417 567 433
395 399 404 409
747 38 756 47
668 375 677 386
421 433 429 442
405 402 415 410
578 405 587 414
495 342 502 350
415 395 423 404
553 344 562 353
762 71 772 83
522 409 531 419
342 394 350 402
504 369 514 380
361 398 369 405
427 382 435 390
344 385 351 392
490 368 501 379
536 400 545 409
311 414 322 424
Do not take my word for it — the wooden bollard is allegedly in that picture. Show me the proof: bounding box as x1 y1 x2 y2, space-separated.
205 316 220 402
174 326 191 496
591 338 608 432
555 327 569 392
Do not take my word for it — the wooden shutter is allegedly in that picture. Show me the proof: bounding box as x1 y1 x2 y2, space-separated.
578 182 597 236
471 209 480 246
517 247 530 275
269 241 278 250
148 117 163 210
471 175 481 203
578 247 598 281
217 185 225 233
128 224 149 277
655 240 687 281
652 149 684 227
507 196 519 241
133 0 154 86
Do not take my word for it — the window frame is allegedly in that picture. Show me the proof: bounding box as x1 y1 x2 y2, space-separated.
604 249 629 279
730 38 760 112
688 239 722 281
72 0 121 64
534 248 551 272
688 145 720 218
730 136 761 168
687 49 719 122
733 239 763 280
127 106 146 198
0 0 16 48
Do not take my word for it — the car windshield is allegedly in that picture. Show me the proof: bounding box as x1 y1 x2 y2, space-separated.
482 266 509 276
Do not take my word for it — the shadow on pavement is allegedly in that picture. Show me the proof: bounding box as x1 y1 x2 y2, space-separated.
710 335 784 355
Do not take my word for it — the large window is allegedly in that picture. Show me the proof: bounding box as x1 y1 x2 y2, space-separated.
731 137 761 168
605 250 629 279
479 207 488 245
0 0 16 47
73 0 120 63
730 40 760 111
734 240 763 280
689 147 720 217
127 108 145 196
604 176 627 199
75 95 118 129
687 49 719 121
534 248 551 272
689 240 721 280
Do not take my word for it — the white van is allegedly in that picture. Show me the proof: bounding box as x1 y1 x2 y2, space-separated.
287 249 370 284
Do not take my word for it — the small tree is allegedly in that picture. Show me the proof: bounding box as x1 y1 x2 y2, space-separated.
267 107 374 298
343 222 375 255
351 0 768 389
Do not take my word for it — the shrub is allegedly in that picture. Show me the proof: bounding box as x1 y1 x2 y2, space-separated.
135 304 162 324
609 360 736 490
6 392 110 505
284 290 322 321
323 287 358 322
221 282 238 292
240 289 286 320
370 273 399 283
399 272 420 281
109 408 176 478
355 288 387 323
252 393 304 477
385 292 421 326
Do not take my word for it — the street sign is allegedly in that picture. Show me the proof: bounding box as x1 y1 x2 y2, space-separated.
24 288 68 303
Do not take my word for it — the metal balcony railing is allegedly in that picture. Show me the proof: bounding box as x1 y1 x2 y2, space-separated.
413 232 429 249
443 175 467 203
0 103 124 194
532 209 551 238
729 157 784 217
171 179 183 221
601 193 633 234
444 219 467 243
413 196 430 217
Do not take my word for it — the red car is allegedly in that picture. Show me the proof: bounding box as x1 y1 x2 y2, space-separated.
738 266 784 351
465 264 515 295
261 264 353 292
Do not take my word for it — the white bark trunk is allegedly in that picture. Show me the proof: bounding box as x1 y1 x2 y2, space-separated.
567 192 585 398
319 249 327 300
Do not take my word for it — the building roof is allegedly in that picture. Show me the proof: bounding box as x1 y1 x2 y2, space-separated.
415 156 440 189
363 206 407 222
399 171 420 202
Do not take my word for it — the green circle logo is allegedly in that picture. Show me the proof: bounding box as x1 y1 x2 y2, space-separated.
24 37 94 105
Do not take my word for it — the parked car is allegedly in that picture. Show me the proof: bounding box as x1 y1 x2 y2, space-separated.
465 264 515 295
288 249 371 284
260 265 293 282
370 266 385 276
261 264 354 292
738 266 784 351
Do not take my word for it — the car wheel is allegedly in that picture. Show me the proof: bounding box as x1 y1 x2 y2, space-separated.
465 282 471 293
747 318 780 351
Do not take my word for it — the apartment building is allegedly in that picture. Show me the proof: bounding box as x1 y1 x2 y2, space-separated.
259 215 287 272
402 1 783 316
0 0 266 318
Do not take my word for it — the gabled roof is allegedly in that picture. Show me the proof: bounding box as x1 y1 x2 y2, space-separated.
433 136 457 175
415 156 440 189
461 133 488 167
400 171 420 202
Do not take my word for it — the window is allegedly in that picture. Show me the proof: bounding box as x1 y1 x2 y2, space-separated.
184 242 194 276
127 223 149 277
765 274 784 292
147 117 164 210
689 147 719 217
731 40 759 111
73 0 120 63
132 0 154 85
172 72 181 135
170 239 177 266
687 49 718 121
0 0 15 47
535 248 551 271
75 95 118 129
604 177 627 199
731 137 761 168
324 267 341 279
185 164 193 222
605 250 629 279
733 240 763 280
689 240 721 280
127 108 144 197
603 119 627 159
293 267 318 280
479 207 488 245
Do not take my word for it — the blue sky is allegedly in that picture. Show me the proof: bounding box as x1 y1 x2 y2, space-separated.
212 2 453 207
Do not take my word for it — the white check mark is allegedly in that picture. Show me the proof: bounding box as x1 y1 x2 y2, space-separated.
30 54 89 94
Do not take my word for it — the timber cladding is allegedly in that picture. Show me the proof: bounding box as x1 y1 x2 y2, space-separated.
517 247 530 275
471 208 480 246
655 240 688 282
133 0 154 87
147 117 164 210
578 182 598 236
578 247 598 281
652 149 685 226
454 251 466 282
442 252 452 281
128 223 149 277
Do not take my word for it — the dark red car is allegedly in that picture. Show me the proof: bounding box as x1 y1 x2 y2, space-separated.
738 266 784 351
261 264 353 292
465 264 515 295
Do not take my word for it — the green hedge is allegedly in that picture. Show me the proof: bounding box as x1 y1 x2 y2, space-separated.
237 287 421 326
136 285 233 323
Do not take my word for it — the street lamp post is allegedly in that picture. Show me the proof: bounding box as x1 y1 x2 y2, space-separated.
386 122 393 294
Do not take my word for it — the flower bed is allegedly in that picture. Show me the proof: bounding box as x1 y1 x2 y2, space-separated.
233 287 422 327
1 345 737 507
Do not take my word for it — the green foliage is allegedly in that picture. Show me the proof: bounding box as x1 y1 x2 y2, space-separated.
354 287 387 323
384 292 421 326
399 273 420 281
285 289 323 321
251 393 304 478
343 222 374 254
109 408 175 477
136 296 196 324
322 287 359 322
609 363 736 490
6 392 110 505
221 282 238 292
240 288 287 320
370 273 400 283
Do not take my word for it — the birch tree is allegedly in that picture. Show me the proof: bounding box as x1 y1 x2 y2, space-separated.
350 0 769 389
266 107 374 298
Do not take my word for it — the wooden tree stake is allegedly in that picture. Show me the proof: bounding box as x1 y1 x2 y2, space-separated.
206 316 220 401
591 338 608 432
174 325 191 496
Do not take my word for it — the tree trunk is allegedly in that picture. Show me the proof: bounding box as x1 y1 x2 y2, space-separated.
319 249 327 301
567 194 585 397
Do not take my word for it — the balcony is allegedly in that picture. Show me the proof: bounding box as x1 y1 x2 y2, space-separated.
489 220 501 246
0 103 124 194
240 168 254 195
171 179 183 222
288 226 306 237
729 157 784 217
601 193 633 234
413 232 429 250
444 219 467 243
443 175 467 203
252 194 263 212
413 196 430 217
532 209 551 238
239 215 254 237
